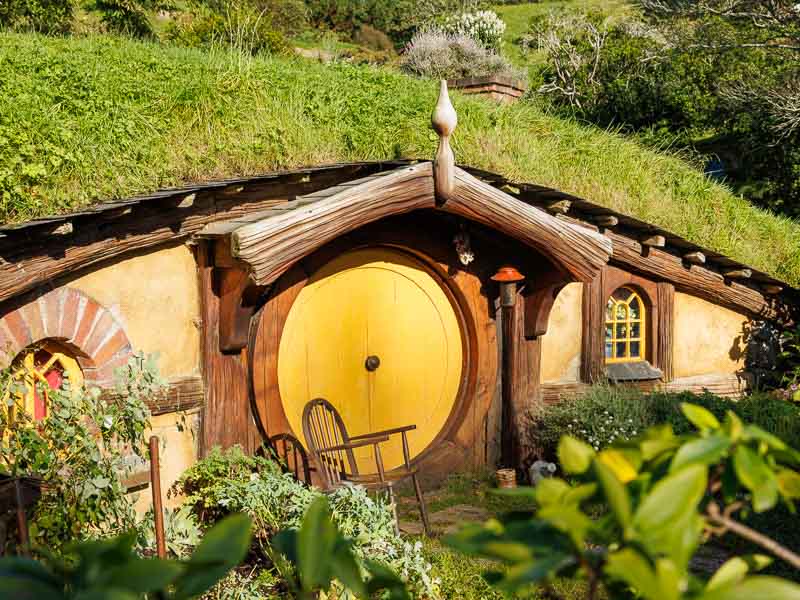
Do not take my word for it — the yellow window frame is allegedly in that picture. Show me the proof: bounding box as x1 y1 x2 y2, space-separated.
605 287 646 363
3 342 83 423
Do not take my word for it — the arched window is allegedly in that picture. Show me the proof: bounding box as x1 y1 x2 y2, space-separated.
7 342 83 422
605 287 645 363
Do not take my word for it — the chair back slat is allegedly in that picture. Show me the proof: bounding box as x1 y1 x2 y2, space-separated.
302 398 359 489
258 433 311 485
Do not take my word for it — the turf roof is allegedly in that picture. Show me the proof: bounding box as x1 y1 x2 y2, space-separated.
1 32 799 286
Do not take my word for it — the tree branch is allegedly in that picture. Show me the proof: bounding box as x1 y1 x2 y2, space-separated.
706 502 800 570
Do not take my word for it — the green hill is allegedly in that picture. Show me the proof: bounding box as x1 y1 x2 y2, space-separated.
2 32 799 286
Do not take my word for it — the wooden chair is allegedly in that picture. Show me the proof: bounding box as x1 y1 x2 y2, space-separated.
302 398 431 535
257 433 312 486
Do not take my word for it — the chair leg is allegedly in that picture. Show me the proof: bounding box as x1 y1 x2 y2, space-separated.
411 473 431 536
386 483 400 536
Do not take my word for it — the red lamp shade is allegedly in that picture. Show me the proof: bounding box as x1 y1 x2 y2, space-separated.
490 266 524 283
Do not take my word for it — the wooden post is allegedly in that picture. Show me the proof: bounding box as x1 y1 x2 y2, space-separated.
492 266 524 470
14 480 29 557
149 436 167 559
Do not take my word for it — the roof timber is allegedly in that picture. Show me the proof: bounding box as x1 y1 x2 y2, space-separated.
0 161 793 323
205 162 612 287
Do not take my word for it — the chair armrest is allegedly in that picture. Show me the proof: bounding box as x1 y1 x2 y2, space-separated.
349 425 417 441
317 436 389 454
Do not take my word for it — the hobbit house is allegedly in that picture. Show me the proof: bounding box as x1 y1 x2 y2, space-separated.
0 83 795 493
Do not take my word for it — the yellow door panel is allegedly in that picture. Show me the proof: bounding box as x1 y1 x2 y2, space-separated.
277 248 463 471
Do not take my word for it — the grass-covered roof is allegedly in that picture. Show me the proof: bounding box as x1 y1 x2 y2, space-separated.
2 32 799 286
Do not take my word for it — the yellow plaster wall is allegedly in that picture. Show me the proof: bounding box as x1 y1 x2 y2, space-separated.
541 283 583 383
673 292 748 379
133 409 202 513
71 244 200 378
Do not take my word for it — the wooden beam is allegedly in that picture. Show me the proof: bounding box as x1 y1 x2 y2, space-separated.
723 268 752 280
233 163 436 286
606 231 786 321
524 281 567 338
100 375 204 415
641 234 666 248
762 284 784 295
0 163 383 307
545 200 571 215
656 282 675 381
683 251 706 265
448 169 612 283
594 215 618 227
581 269 606 383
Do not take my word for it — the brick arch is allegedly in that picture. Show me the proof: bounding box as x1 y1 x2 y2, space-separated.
0 287 133 386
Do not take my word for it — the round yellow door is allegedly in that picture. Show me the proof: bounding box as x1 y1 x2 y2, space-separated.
277 248 463 470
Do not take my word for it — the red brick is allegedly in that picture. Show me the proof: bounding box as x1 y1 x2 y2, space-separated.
83 311 115 357
20 302 45 344
73 301 100 349
42 291 63 338
87 353 130 386
2 310 31 349
92 328 132 367
61 289 82 341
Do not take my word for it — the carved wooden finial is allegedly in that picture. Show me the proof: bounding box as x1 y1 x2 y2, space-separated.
432 79 457 203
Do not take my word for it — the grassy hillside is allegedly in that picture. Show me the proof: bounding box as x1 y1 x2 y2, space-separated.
2 32 799 286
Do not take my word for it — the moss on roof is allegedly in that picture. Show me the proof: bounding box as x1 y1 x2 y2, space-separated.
2 32 799 286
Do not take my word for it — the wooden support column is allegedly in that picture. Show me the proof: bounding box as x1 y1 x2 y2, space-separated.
493 267 525 470
581 268 606 383
656 282 675 381
196 242 262 455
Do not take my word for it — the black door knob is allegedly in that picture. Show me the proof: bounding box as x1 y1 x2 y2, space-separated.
365 355 381 372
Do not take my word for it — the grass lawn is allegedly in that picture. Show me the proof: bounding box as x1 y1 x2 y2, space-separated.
3 32 800 286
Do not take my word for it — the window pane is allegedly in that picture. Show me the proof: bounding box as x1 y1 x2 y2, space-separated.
606 299 615 320
616 323 627 338
605 342 613 358
605 325 613 340
630 341 641 358
616 342 626 358
629 297 640 319
631 322 640 338
615 304 627 320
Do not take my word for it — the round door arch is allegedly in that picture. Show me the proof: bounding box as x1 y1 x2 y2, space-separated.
276 247 464 470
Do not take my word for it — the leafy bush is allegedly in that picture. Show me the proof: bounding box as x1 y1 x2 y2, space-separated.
171 446 441 598
0 513 252 599
138 505 203 558
528 385 800 460
308 0 483 46
401 28 523 81
443 10 505 51
0 0 72 34
447 403 800 598
88 0 166 38
164 3 292 55
0 351 162 553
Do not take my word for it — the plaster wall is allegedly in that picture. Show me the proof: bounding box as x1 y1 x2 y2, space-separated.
673 292 748 379
540 283 583 383
133 409 202 513
71 244 201 378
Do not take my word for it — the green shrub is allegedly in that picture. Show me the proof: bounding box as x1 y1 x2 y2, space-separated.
528 385 800 460
354 24 394 51
0 0 72 34
164 3 292 55
88 0 165 38
171 446 441 598
308 0 482 46
0 351 161 553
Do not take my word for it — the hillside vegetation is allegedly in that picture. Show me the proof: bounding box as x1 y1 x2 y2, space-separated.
2 32 800 286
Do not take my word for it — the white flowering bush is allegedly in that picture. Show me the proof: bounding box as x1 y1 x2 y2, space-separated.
401 27 523 81
566 410 639 451
443 10 506 51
